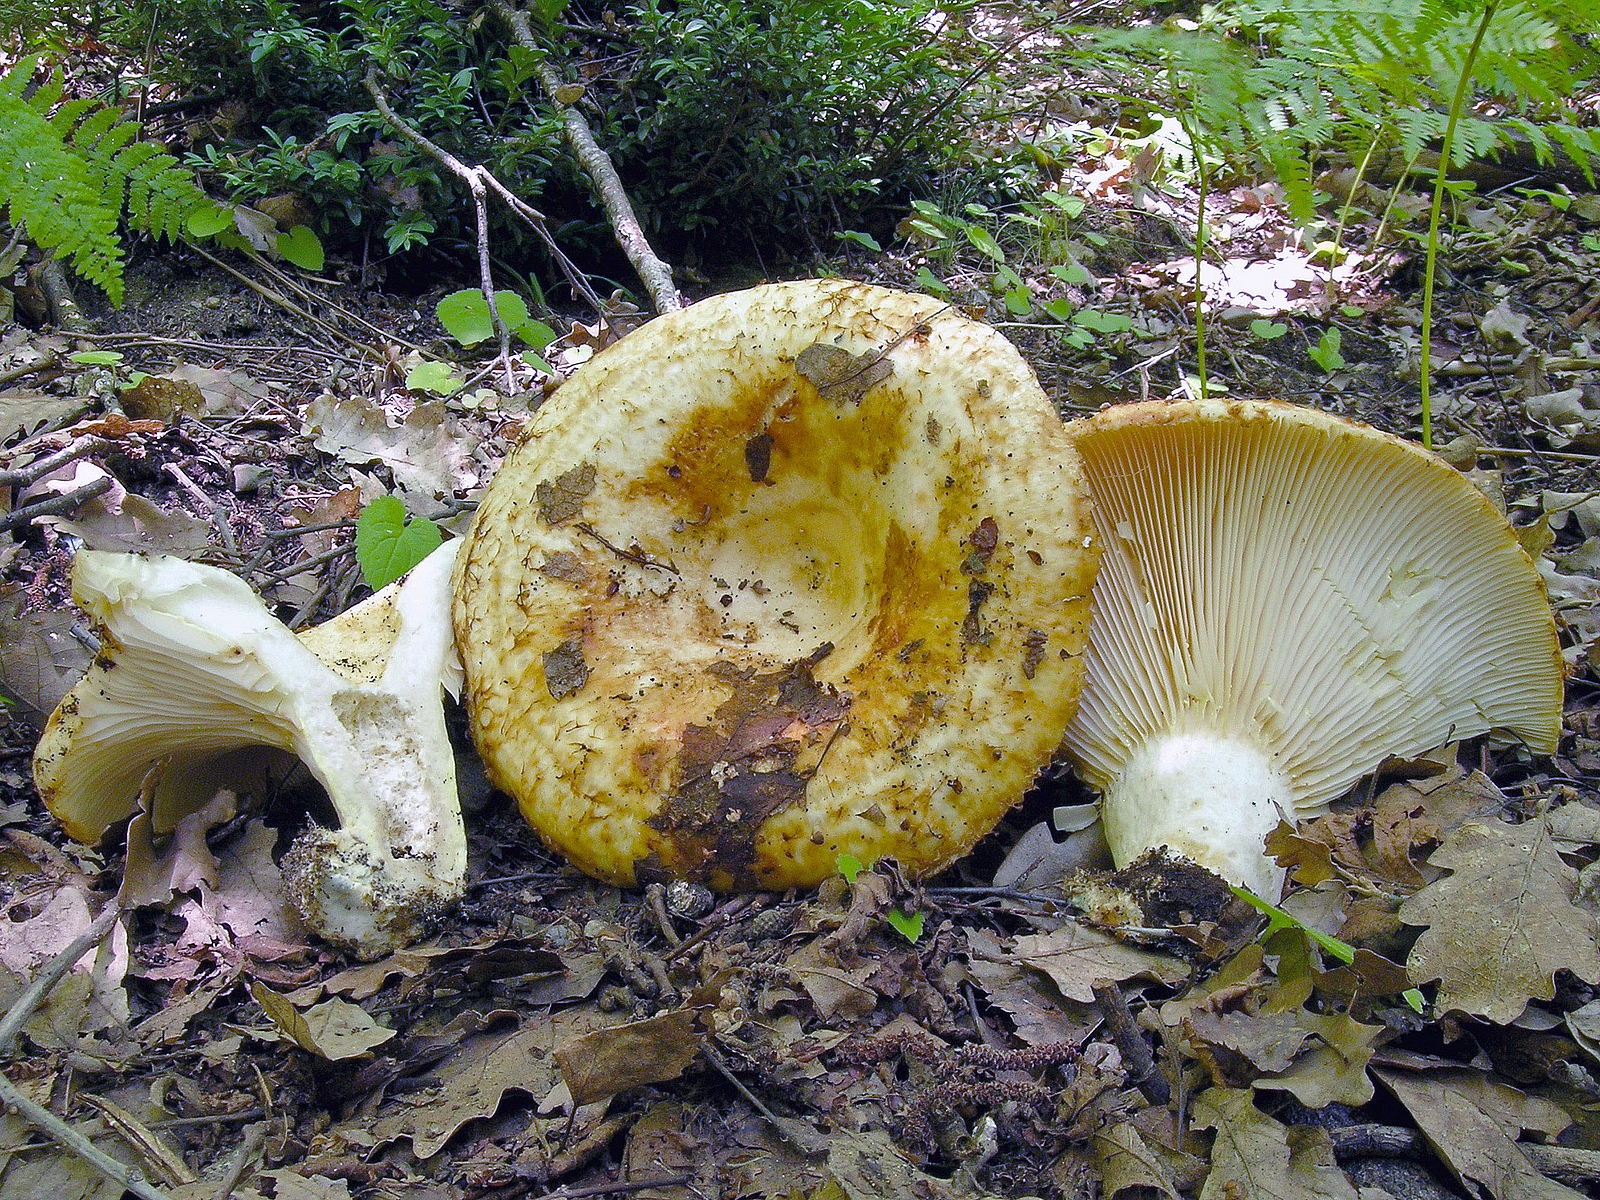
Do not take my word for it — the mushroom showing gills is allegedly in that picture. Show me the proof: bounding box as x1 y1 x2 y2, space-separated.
1060 399 1564 898
34 540 465 958
454 279 1099 889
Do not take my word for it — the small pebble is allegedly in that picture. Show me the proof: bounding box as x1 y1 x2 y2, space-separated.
667 880 713 919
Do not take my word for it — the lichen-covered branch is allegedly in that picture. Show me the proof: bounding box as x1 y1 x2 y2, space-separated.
491 0 682 314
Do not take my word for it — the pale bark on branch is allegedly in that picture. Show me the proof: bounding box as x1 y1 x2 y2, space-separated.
491 0 683 314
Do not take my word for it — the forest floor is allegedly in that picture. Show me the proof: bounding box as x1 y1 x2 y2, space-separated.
0 74 1598 1200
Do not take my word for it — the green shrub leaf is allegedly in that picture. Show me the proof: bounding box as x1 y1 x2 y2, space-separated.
355 496 443 590
276 225 325 271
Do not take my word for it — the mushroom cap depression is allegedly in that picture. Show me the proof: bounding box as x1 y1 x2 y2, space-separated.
1060 399 1564 895
454 279 1099 889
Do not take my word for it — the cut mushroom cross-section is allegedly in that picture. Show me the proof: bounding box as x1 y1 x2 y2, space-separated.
453 279 1101 890
34 540 466 958
1060 399 1564 897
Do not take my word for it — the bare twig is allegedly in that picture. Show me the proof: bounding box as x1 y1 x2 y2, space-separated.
0 350 59 386
0 904 121 1054
490 0 681 314
164 462 238 555
210 1121 269 1200
1091 977 1170 1106
0 436 109 488
0 475 114 532
701 1044 826 1158
186 243 372 355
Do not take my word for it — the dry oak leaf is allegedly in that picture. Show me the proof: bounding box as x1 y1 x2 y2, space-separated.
1252 1012 1381 1108
1012 923 1188 1002
1193 1086 1358 1200
1400 818 1600 1024
1090 1121 1182 1199
1376 1066 1583 1200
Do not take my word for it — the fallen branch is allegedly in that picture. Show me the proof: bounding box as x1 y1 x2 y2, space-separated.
490 0 682 314
0 905 170 1200
363 69 606 386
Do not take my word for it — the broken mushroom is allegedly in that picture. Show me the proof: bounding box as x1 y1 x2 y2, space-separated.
454 279 1099 889
34 540 465 957
1060 399 1565 897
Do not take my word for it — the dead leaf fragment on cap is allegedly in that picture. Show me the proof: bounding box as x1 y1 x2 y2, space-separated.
536 461 597 524
795 342 893 404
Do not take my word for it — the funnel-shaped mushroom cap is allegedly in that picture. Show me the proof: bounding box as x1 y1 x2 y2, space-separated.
1061 399 1564 896
454 279 1099 889
35 541 466 957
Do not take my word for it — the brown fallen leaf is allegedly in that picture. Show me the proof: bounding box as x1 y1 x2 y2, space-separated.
1191 1086 1358 1200
1401 817 1600 1024
303 393 480 496
1376 1066 1584 1200
556 1006 706 1107
44 492 216 558
795 342 893 405
1091 1121 1182 1199
363 1007 618 1157
251 983 395 1061
1012 923 1189 1003
0 585 92 715
1253 1011 1380 1108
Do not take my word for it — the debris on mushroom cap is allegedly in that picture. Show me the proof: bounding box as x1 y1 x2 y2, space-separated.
453 279 1100 890
34 540 466 957
1060 398 1565 897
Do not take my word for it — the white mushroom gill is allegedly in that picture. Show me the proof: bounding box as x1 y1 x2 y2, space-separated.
1061 399 1564 898
34 540 465 957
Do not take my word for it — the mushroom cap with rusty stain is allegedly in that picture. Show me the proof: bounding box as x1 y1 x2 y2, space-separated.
453 279 1100 889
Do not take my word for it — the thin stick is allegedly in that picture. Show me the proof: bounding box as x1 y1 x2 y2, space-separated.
0 904 121 1053
0 906 168 1200
0 475 114 532
210 1121 268 1200
0 437 109 488
700 1044 820 1158
491 0 680 313
1091 977 1169 1106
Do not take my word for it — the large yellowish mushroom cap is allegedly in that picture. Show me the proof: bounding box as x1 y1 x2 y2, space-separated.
454 279 1099 889
1060 399 1565 896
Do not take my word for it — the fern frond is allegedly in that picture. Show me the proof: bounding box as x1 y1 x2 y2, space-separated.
0 55 215 307
0 85 124 302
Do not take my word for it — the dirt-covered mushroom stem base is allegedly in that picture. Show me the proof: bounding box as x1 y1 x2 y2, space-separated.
454 279 1101 890
1099 732 1294 899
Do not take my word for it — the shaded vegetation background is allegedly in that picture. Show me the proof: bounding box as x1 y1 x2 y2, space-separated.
0 1 1598 1199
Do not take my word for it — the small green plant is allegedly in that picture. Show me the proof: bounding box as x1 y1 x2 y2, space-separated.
1231 885 1425 1012
835 852 865 884
436 288 556 351
404 360 465 396
276 225 326 271
1308 327 1346 373
1251 319 1288 340
355 495 443 589
0 57 224 305
885 908 924 944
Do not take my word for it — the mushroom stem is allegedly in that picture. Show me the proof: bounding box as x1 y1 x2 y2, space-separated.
1099 731 1294 899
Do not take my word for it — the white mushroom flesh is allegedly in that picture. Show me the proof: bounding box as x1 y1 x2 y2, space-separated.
34 541 466 956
